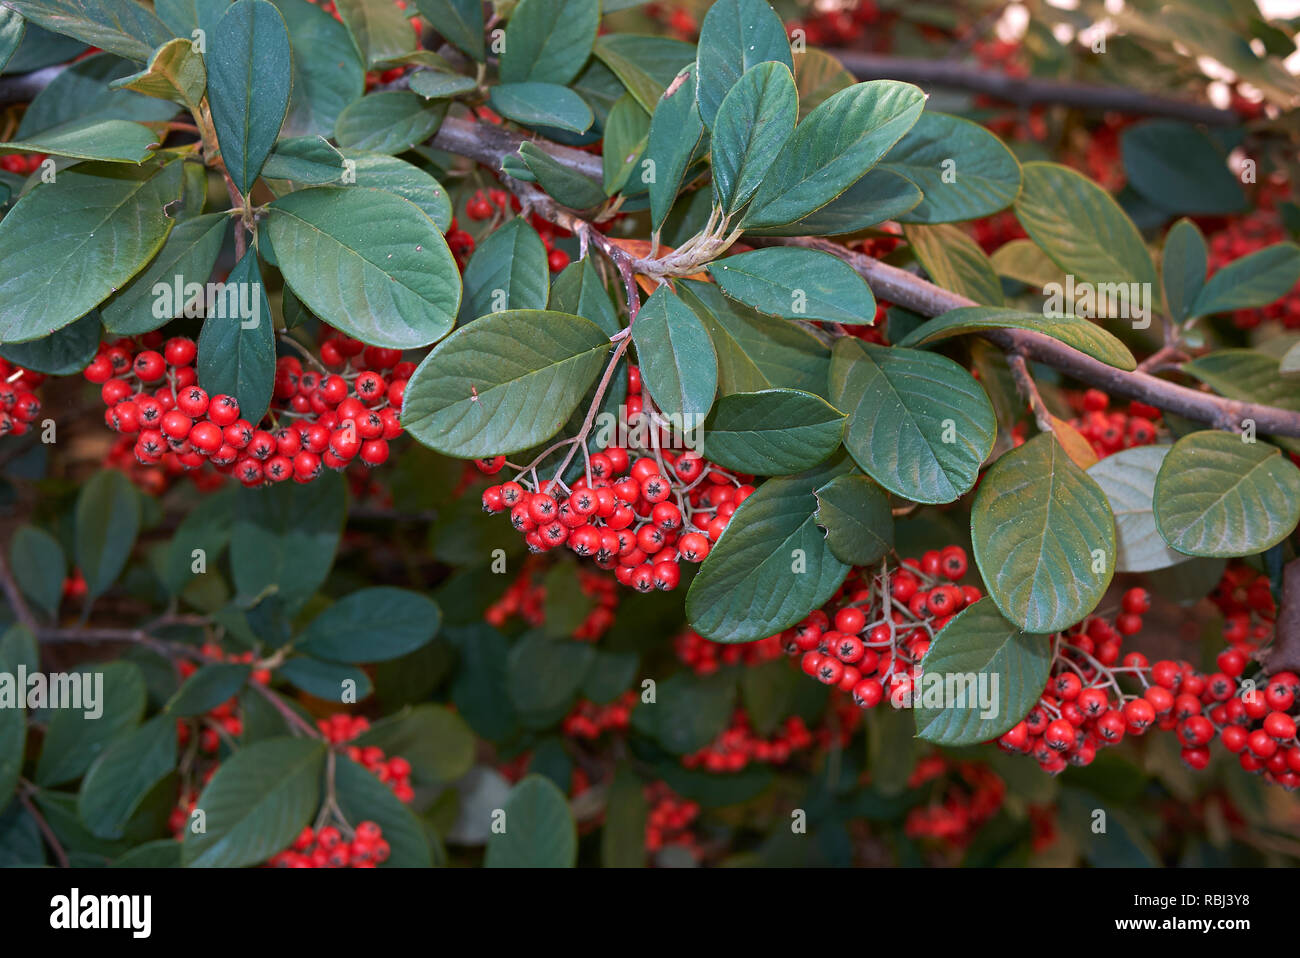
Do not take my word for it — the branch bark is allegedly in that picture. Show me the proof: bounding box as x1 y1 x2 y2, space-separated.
1266 558 1300 676
827 50 1240 126
761 236 1300 439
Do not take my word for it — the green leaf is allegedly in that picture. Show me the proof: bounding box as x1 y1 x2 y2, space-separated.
500 0 597 86
631 285 717 423
686 471 851 643
296 587 440 663
989 238 1064 289
549 257 620 336
678 279 828 396
2 0 170 60
163 484 235 595
230 469 346 609
352 704 474 783
708 247 876 324
266 186 460 348
155 0 230 38
905 223 1003 306
1087 445 1190 573
111 839 183 867
408 68 477 99
411 0 482 61
0 117 158 163
401 310 611 457
332 755 431 866
1182 349 1300 454
166 663 251 716
262 136 348 182
9 525 65 618
830 338 996 504
518 141 606 209
644 64 704 231
914 598 1051 746
742 80 925 230
196 248 275 423
593 33 695 114
694 0 791 130
0 160 182 343
460 218 549 321
898 306 1137 371
631 670 736 751
971 433 1117 633
812 472 892 566
16 52 177 137
110 36 206 112
334 90 446 153
77 714 175 839
101 212 228 335
601 93 650 195
1161 218 1207 325
1121 120 1245 215
337 150 452 231
488 81 592 134
0 649 22 813
0 309 100 377
506 632 595 722
334 0 413 67
35 663 145 786
1189 242 1300 318
276 657 372 701
273 0 364 137
710 61 796 215
0 7 24 73
792 47 852 119
1013 162 1157 290
74 468 141 600
181 737 326 866
600 764 648 867
484 774 576 867
882 111 1021 224
702 388 843 475
743 167 922 237
208 0 292 196
1152 430 1300 558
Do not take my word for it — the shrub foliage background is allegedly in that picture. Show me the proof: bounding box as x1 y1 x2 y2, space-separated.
0 0 1297 867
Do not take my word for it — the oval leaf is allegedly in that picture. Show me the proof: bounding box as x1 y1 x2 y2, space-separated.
1087 445 1190 573
296 587 441 663
899 306 1137 371
709 247 876 324
401 310 612 457
812 472 892 566
484 774 576 867
830 338 996 504
711 60 797 215
971 433 1117 633
914 598 1052 746
702 388 844 475
1152 430 1300 558
266 186 460 348
694 0 792 130
686 472 851 643
630 285 718 423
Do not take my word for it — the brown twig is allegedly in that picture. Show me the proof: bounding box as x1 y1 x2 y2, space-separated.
827 50 1240 126
17 784 69 868
1265 558 1300 676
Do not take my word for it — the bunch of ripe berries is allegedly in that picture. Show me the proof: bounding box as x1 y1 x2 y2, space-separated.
268 821 391 868
83 330 409 488
478 365 753 593
995 584 1300 788
318 714 416 804
0 359 44 438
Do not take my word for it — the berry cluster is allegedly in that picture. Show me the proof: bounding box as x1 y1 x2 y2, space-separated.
84 330 408 492
680 710 823 773
903 756 1006 846
269 821 390 868
674 628 784 675
0 152 46 176
485 558 619 640
0 359 44 438
996 584 1300 788
644 782 701 858
788 547 982 710
784 1 881 46
318 714 415 803
1202 178 1300 330
479 366 753 593
1065 388 1162 457
561 693 637 739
